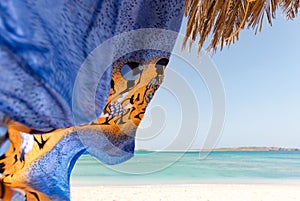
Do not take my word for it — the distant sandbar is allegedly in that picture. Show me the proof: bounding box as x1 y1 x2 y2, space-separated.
136 147 300 152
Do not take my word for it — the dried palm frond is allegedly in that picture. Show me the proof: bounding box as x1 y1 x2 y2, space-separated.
184 0 300 52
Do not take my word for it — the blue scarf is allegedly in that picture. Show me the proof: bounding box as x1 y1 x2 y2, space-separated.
0 0 184 200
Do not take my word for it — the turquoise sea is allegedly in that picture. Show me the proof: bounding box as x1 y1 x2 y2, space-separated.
71 151 300 186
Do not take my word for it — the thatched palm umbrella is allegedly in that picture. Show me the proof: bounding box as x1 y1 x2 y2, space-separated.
183 0 300 52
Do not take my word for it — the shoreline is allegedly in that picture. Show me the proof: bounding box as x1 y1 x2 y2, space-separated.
71 179 300 187
71 183 300 201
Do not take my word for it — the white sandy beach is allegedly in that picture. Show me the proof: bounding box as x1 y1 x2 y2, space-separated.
71 184 300 201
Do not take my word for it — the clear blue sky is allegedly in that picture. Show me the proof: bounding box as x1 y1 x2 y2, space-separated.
136 15 300 150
